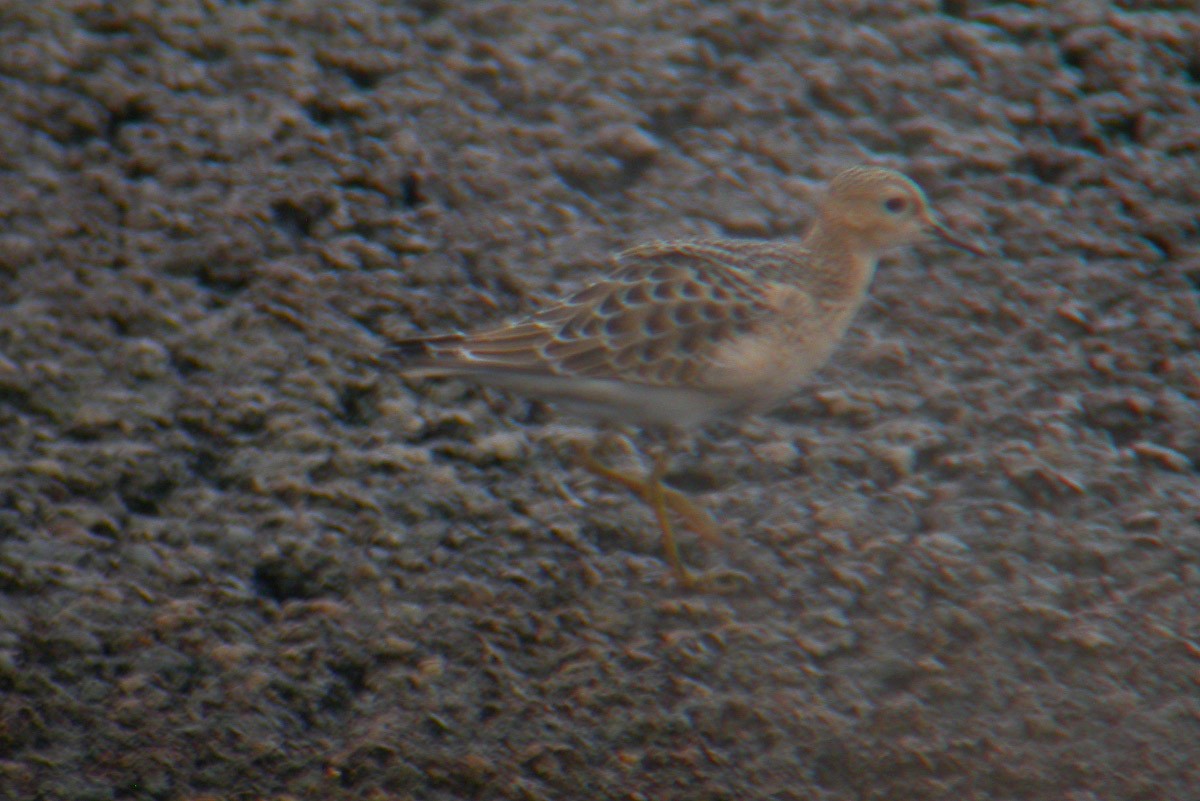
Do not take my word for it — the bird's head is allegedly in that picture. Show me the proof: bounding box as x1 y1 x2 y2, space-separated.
819 166 986 257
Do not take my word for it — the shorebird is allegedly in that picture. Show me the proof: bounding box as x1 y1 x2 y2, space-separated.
389 166 985 585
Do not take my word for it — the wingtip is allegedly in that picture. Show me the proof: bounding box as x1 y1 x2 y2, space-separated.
380 334 464 375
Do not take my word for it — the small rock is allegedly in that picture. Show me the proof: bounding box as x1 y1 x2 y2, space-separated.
873 443 916 477
918 532 971 554
120 338 171 380
366 444 432 470
1131 441 1192 472
472 431 526 463
593 123 662 163
751 440 800 468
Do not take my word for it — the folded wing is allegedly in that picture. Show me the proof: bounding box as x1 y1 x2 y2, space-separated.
389 239 798 389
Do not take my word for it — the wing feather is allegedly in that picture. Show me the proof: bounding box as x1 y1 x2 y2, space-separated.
393 239 807 388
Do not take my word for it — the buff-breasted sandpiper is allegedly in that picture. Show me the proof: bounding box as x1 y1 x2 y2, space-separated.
389 166 986 585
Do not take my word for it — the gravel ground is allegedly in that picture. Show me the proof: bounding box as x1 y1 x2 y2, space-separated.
1 1 1198 799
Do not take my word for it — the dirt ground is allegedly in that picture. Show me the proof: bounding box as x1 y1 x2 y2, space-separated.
1 1 1198 799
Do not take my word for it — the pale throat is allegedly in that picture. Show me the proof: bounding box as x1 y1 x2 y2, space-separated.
800 219 882 303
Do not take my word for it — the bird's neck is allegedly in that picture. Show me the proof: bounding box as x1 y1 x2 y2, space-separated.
801 220 881 303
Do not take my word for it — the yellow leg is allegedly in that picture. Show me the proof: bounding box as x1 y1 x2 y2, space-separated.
659 485 722 546
571 440 720 584
644 451 691 586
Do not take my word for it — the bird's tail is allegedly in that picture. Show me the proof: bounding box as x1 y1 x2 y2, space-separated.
381 333 467 376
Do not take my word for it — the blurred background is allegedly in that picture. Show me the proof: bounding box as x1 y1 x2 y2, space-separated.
0 1 1197 798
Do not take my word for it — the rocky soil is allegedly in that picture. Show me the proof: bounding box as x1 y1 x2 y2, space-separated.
0 1 1198 799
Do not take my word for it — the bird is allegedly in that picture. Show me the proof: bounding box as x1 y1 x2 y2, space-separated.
388 166 986 585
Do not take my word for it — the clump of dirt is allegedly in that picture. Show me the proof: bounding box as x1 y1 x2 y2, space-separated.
0 1 1197 799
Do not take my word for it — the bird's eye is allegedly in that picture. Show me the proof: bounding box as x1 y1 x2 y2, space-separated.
884 196 907 213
